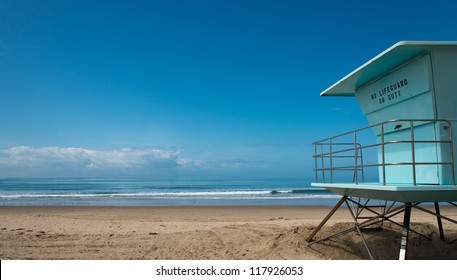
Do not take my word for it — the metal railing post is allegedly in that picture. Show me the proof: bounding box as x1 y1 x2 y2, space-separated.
381 123 386 185
410 120 417 186
314 143 318 183
330 139 333 183
359 144 365 183
354 131 358 184
320 143 325 183
448 121 456 185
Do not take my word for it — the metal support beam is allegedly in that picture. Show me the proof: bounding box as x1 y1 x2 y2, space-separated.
414 204 457 225
345 199 374 259
399 203 411 260
306 196 346 242
306 196 457 259
434 202 445 241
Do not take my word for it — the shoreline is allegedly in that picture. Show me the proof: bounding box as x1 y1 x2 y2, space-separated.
0 197 341 207
0 177 338 207
1 205 457 260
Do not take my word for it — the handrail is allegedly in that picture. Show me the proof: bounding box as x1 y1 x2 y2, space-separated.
313 119 455 186
313 119 452 144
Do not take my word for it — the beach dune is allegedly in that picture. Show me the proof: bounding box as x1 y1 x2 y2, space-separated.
1 206 457 260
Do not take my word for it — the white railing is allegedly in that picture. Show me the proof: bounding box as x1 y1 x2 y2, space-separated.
313 119 455 185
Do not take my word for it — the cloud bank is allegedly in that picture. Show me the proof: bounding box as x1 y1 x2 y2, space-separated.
0 145 299 178
0 146 184 177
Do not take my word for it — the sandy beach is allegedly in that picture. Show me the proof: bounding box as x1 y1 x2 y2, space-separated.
1 205 457 260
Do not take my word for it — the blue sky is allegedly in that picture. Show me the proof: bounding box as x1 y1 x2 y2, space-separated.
1 0 456 179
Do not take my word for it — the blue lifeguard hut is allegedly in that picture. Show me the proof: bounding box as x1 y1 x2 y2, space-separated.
306 41 457 260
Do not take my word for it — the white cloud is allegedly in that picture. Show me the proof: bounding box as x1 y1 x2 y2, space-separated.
0 146 182 177
0 146 293 178
177 158 204 167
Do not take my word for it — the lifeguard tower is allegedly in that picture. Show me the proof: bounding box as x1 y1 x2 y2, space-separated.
306 41 457 259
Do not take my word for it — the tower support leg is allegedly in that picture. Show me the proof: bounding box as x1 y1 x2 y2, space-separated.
306 196 346 242
399 203 411 260
434 202 445 241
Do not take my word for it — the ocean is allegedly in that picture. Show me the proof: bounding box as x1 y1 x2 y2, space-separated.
0 178 340 206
